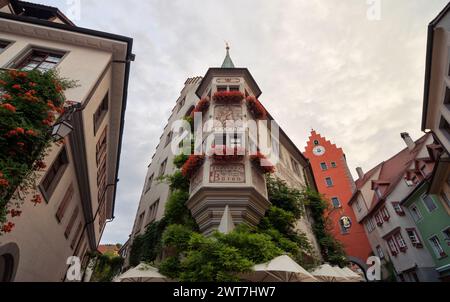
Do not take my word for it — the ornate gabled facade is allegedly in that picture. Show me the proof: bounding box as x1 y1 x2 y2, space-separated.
349 133 445 281
304 130 372 270
127 48 321 268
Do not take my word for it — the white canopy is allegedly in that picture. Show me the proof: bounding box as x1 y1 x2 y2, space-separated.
340 266 365 282
311 264 349 282
242 255 319 282
115 263 171 282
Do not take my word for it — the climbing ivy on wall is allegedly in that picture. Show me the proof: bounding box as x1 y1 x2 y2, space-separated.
129 155 325 281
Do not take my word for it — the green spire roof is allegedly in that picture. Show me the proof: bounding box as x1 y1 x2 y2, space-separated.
221 44 235 68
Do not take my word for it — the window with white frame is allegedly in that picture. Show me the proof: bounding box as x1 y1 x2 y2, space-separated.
387 237 399 256
320 162 328 171
331 162 337 168
158 159 167 177
325 177 333 187
406 228 423 248
145 174 154 193
391 202 405 216
442 227 450 246
422 194 437 212
409 204 423 222
375 187 382 199
147 199 159 225
381 207 390 221
394 232 407 251
376 245 385 259
429 235 447 258
374 212 383 226
441 193 450 208
365 218 375 233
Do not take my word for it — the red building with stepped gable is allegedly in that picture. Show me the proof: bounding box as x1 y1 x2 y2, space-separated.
304 130 372 267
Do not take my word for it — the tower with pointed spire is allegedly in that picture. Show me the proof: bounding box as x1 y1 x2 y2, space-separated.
126 48 321 267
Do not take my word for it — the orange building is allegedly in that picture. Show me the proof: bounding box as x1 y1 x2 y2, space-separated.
304 130 372 268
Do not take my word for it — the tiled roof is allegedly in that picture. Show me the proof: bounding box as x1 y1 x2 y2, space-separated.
355 134 431 215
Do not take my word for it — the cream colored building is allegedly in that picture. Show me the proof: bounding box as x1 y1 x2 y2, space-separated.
0 0 133 281
422 2 450 206
126 49 321 268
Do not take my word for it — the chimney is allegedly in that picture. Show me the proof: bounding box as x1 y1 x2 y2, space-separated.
356 167 364 180
401 132 415 151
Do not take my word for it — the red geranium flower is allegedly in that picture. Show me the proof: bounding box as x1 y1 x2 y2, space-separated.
1 103 16 113
16 127 25 135
12 84 21 90
26 129 38 136
1 222 15 233
35 160 46 170
29 82 37 87
181 155 205 178
0 178 9 187
2 94 12 100
246 96 267 120
213 91 244 103
250 152 275 174
9 209 22 218
31 194 43 205
6 130 17 137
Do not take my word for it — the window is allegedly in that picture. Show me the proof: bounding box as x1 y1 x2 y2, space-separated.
325 177 333 187
391 202 405 216
158 159 167 177
331 162 337 168
320 162 328 171
230 133 243 148
93 93 109 134
406 228 423 248
55 183 74 222
70 222 83 249
395 232 407 251
229 86 240 92
409 205 422 222
178 97 185 112
135 212 145 235
217 86 227 92
405 178 414 187
429 235 447 258
374 212 384 226
96 127 108 166
291 158 301 176
375 187 382 199
331 197 341 208
355 199 362 212
441 193 450 208
145 174 154 193
420 165 427 177
64 207 79 239
0 41 10 53
376 245 385 259
381 207 390 221
147 199 160 225
443 227 450 246
15 49 63 71
365 218 375 233
421 195 437 212
40 148 69 201
387 237 399 256
440 116 450 137
165 131 173 147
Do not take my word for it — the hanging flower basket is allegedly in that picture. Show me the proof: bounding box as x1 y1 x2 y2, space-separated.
209 145 245 162
246 96 267 120
181 155 205 179
250 152 275 174
190 97 210 119
213 91 244 104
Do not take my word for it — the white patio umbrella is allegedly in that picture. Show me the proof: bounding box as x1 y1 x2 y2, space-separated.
341 266 365 282
241 255 319 282
311 264 349 282
115 263 171 282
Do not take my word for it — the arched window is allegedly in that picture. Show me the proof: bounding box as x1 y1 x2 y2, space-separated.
0 254 14 282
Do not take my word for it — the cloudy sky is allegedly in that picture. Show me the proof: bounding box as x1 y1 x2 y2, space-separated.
31 0 449 244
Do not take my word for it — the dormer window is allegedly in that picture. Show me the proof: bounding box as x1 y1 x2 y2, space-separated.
375 187 382 199
217 86 227 92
